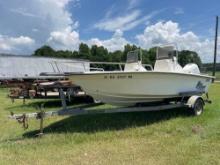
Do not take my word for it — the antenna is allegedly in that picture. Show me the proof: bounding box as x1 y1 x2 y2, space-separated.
139 48 142 63
213 16 218 81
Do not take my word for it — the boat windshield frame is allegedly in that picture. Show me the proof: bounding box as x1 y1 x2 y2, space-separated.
156 45 178 60
126 50 140 63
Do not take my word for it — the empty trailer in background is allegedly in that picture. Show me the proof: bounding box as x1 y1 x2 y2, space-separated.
0 54 90 101
0 54 89 79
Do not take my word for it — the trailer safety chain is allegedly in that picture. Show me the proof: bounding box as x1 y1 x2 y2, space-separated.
15 113 29 129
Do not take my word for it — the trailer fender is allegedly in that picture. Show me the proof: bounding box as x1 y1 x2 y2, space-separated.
187 95 204 116
186 95 204 108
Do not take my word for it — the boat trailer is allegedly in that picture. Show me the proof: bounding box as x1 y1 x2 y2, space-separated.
9 90 212 136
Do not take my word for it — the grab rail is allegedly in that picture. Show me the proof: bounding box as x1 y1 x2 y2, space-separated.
49 60 153 73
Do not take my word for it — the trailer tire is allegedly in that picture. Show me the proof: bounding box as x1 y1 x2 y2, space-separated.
191 98 204 116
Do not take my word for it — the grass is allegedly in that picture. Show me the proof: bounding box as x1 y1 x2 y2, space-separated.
206 71 220 80
214 71 220 80
0 84 220 165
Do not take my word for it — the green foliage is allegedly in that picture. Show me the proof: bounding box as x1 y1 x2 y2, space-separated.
141 49 150 64
147 47 157 66
56 50 73 58
178 50 202 68
123 44 138 61
201 63 220 72
34 45 56 57
90 45 109 61
79 43 90 59
33 43 203 67
109 50 123 62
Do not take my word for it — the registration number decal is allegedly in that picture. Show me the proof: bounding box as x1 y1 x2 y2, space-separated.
104 75 133 79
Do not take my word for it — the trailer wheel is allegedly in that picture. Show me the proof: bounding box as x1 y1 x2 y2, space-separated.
191 98 204 116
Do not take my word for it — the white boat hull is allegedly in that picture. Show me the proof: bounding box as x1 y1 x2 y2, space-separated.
69 71 213 106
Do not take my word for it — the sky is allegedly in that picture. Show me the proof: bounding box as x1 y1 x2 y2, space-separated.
0 0 220 63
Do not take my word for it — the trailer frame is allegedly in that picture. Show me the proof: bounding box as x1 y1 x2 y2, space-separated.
9 90 211 136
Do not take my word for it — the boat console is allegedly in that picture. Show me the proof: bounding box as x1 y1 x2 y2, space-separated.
154 46 201 74
124 50 146 72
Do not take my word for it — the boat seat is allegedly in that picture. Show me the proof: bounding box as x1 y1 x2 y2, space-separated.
154 57 184 72
124 61 146 72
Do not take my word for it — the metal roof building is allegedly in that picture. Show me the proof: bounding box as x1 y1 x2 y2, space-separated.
0 55 89 79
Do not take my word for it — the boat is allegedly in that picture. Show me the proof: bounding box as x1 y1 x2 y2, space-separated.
66 46 214 106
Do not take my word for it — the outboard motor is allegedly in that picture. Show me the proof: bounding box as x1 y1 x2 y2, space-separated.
183 63 200 74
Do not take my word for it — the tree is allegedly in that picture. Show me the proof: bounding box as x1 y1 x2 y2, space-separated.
79 43 90 59
89 45 109 70
122 44 138 61
32 44 203 69
141 49 151 64
109 50 123 62
90 45 108 61
147 47 157 66
178 50 202 68
72 50 79 58
56 50 72 58
33 45 56 57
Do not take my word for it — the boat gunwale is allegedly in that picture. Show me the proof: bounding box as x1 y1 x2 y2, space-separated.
67 71 215 79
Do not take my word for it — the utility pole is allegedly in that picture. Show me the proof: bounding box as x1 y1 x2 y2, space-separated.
213 16 218 80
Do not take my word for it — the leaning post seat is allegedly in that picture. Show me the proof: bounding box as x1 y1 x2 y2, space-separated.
154 46 183 73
